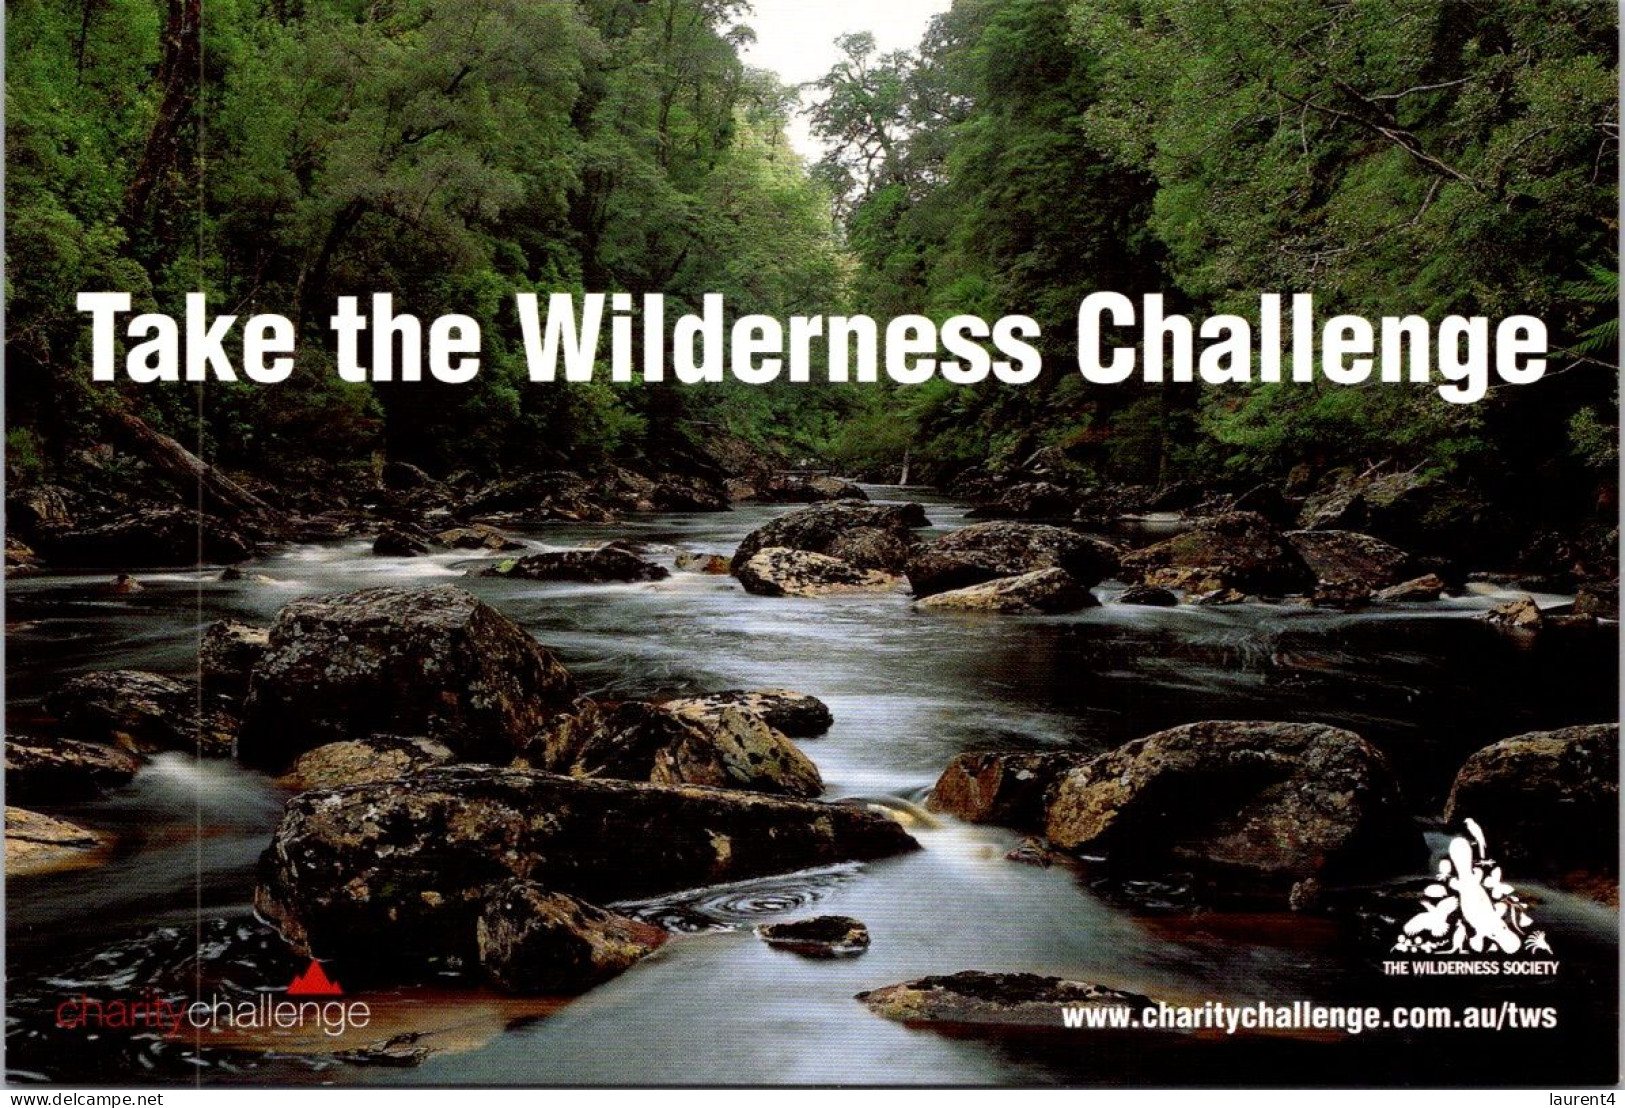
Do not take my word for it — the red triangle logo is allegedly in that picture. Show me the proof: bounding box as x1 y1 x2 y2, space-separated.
286 959 343 996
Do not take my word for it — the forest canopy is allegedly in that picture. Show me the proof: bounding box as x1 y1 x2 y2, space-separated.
5 0 1619 526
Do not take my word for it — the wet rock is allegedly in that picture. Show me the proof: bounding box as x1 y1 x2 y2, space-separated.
1045 721 1420 901
1375 574 1447 603
1484 595 1543 630
664 690 832 737
915 568 1095 615
479 545 669 583
735 548 899 598
531 699 822 798
373 528 431 557
856 971 1152 1030
755 475 870 503
105 573 144 595
964 481 1076 521
335 1036 430 1068
732 501 929 574
1573 581 1619 621
37 508 252 568
5 536 42 576
237 585 576 769
1119 512 1312 595
1298 471 1500 560
1285 530 1413 590
1115 585 1178 607
674 550 730 574
219 565 276 583
4 735 142 803
1444 723 1617 879
1187 586 1249 606
825 527 911 573
5 807 110 876
1312 579 1371 610
199 620 270 697
757 915 870 957
905 522 1120 598
46 670 237 756
477 881 667 993
927 751 1086 831
282 735 456 790
464 471 619 523
254 766 918 972
7 484 78 534
435 524 524 552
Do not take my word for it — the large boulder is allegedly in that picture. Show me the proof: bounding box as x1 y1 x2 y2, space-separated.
915 568 1095 615
5 807 110 876
1284 530 1413 590
856 972 1153 1031
372 528 430 557
1443 724 1617 878
529 699 822 798
1298 471 1501 559
732 501 929 574
36 508 252 568
735 548 899 598
665 690 832 737
282 735 456 791
757 915 870 957
1375 574 1447 603
479 544 668 583
1118 512 1312 595
1044 721 1420 901
906 522 1120 599
237 586 576 769
477 881 667 994
4 735 143 803
928 751 1086 831
199 620 270 698
254 766 918 972
46 670 237 756
1573 582 1619 621
963 482 1077 521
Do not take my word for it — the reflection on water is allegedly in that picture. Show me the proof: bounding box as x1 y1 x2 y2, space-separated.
5 486 1618 1085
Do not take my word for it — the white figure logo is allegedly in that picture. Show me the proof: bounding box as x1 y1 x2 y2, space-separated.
1393 818 1547 956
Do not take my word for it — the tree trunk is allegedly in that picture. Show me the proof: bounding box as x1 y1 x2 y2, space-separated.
121 0 202 229
108 409 285 527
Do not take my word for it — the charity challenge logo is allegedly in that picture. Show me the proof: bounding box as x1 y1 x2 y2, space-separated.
1383 819 1558 978
54 959 370 1039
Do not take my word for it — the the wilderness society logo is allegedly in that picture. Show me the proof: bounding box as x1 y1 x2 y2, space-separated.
1384 819 1559 977
54 959 371 1039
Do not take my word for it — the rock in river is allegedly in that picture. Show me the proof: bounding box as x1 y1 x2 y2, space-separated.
905 521 1119 598
479 544 668 583
1444 723 1617 878
732 501 928 574
856 971 1152 1031
4 735 142 803
734 548 899 598
1119 512 1312 595
915 567 1095 614
477 881 667 993
199 620 270 698
237 585 576 769
1284 529 1414 590
927 750 1087 831
254 766 918 973
46 670 237 757
6 807 110 876
665 689 833 737
1044 720 1420 902
757 915 870 957
282 735 456 791
529 699 823 798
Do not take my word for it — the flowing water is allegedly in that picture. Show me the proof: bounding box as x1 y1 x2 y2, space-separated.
5 488 1618 1085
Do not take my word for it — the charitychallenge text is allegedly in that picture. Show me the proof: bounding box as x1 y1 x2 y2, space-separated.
54 989 372 1039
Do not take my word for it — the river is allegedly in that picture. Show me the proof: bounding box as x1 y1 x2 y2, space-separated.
5 487 1618 1085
